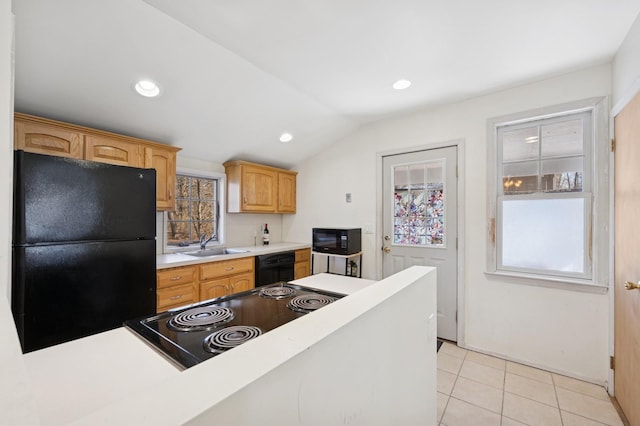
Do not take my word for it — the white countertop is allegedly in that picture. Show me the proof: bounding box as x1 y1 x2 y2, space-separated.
156 242 311 269
22 273 375 426
71 267 435 426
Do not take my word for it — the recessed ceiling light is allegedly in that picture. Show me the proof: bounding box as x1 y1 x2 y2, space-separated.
392 79 412 90
279 133 293 143
134 80 160 98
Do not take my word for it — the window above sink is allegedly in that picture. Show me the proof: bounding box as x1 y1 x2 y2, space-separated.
163 168 226 254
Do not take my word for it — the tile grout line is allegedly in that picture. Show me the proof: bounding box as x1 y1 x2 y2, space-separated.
439 348 467 425
551 374 565 426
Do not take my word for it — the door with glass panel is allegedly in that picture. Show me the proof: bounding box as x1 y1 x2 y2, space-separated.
382 146 458 341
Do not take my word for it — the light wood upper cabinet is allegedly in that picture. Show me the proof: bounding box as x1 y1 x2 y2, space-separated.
278 171 297 213
85 134 142 167
14 118 83 159
14 113 180 211
224 160 297 214
144 146 177 211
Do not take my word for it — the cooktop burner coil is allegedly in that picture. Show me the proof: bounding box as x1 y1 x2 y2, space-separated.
287 294 337 313
168 306 235 332
203 326 263 353
259 286 296 299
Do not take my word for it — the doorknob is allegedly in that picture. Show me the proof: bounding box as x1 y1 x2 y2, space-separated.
383 247 391 253
624 281 640 290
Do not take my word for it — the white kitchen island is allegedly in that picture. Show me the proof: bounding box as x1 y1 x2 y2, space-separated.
22 267 437 426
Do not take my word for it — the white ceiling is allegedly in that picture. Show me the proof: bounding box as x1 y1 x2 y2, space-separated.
12 0 640 169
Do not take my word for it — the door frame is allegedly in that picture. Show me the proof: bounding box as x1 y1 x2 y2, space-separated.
376 139 466 345
608 79 640 397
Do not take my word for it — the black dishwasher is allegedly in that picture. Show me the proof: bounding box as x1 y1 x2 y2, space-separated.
255 251 296 287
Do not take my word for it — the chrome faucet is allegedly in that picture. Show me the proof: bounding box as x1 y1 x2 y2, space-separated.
199 233 216 250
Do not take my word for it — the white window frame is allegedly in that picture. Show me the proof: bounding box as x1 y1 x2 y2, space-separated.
163 167 226 254
486 97 609 292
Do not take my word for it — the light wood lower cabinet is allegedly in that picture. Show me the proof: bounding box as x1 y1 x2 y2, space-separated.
229 272 254 294
294 248 311 279
158 257 256 312
199 278 229 301
156 265 198 312
200 271 254 301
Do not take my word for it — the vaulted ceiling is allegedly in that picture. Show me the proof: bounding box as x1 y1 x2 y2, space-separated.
12 0 640 168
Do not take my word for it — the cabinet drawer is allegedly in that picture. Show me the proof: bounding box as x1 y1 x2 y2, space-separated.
199 257 254 281
157 283 197 311
295 248 311 263
157 266 197 289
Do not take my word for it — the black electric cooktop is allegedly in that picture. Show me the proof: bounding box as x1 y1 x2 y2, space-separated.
124 282 345 369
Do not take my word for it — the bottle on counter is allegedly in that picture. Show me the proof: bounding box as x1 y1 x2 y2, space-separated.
263 223 269 245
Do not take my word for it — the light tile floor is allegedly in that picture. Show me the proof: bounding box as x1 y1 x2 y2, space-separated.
437 342 625 426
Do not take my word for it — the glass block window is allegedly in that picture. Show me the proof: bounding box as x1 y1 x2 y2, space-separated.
166 174 219 247
393 159 445 246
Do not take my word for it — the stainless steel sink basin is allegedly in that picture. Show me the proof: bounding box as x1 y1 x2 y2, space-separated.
183 248 249 258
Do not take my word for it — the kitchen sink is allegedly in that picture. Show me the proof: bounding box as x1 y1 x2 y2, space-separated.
183 248 249 257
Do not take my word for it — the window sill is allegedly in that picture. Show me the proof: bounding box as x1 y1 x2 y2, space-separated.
484 270 608 294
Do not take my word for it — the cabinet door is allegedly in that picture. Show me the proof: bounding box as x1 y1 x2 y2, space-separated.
200 278 229 301
229 272 254 294
85 135 142 167
295 248 311 263
294 262 310 280
145 146 177 211
15 119 83 159
277 171 296 213
241 165 277 212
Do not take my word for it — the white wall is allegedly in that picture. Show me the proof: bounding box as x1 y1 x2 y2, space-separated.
613 13 640 108
285 64 613 383
0 0 39 423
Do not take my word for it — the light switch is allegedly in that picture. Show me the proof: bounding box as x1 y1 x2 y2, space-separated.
345 193 352 203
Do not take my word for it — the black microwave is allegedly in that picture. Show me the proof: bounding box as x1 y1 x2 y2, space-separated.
312 228 362 255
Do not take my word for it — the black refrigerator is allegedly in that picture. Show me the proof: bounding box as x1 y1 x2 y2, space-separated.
12 150 157 353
